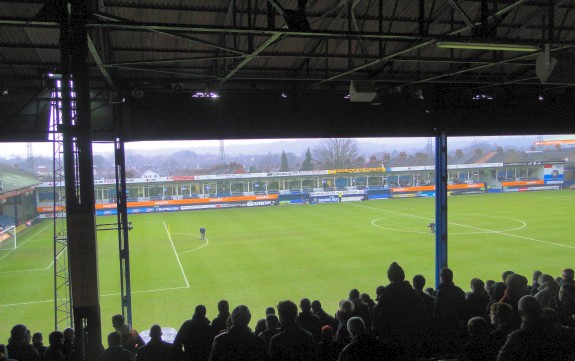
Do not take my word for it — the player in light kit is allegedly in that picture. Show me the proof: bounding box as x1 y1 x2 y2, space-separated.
428 223 436 233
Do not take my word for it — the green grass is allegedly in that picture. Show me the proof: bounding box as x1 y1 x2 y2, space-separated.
1 190 574 336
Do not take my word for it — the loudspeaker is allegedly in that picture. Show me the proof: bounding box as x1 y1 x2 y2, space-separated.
536 50 575 84
349 81 377 102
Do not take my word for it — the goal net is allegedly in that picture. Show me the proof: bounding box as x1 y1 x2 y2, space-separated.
0 225 16 251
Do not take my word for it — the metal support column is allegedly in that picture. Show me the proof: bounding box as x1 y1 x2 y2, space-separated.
114 138 133 326
63 1 102 360
435 131 448 289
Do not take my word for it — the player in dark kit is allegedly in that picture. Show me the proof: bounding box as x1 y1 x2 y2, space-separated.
200 227 206 240
428 223 436 233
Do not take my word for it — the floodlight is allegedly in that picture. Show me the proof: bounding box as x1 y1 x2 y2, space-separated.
436 41 538 52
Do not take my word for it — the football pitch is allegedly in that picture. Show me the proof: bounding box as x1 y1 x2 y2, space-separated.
1 190 574 335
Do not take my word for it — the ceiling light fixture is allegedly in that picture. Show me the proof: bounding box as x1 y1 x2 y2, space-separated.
436 41 539 52
191 91 219 98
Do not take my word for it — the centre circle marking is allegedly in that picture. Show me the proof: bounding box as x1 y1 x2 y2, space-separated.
371 213 526 235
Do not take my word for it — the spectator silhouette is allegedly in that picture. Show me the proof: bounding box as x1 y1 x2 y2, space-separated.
135 325 171 361
173 305 215 361
425 287 436 297
296 298 322 342
102 332 132 361
457 317 496 361
337 317 394 361
268 300 316 361
466 278 489 319
413 274 435 323
348 289 370 329
311 300 337 331
560 268 575 287
372 262 427 358
62 328 75 361
485 280 495 298
259 314 280 348
529 270 542 295
0 344 16 361
558 283 575 327
254 319 267 336
334 300 354 344
316 326 342 361
486 282 507 315
266 307 275 315
497 295 569 361
43 331 66 361
433 267 467 355
502 271 514 282
211 301 230 335
500 273 528 328
490 302 516 352
7 324 40 361
374 286 384 302
359 293 375 314
112 314 145 358
31 333 47 359
534 274 560 309
209 305 267 361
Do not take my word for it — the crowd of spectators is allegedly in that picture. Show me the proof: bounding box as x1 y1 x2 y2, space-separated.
4 263 575 361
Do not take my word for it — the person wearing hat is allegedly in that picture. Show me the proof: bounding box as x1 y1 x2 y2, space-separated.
208 305 267 361
371 262 427 358
316 325 342 361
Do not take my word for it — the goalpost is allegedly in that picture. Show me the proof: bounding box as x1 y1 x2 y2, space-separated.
0 225 16 251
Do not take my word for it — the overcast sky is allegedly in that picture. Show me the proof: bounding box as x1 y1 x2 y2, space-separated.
0 135 573 158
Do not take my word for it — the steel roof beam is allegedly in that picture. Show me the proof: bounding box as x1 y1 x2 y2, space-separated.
4 16 575 35
96 1 575 13
87 34 115 88
92 12 248 56
447 0 476 29
309 0 530 87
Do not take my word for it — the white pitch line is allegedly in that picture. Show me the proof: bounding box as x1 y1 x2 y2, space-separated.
0 267 50 274
101 285 190 297
0 222 52 262
0 298 53 307
178 237 209 255
0 285 191 308
348 202 575 250
163 222 190 288
45 246 66 270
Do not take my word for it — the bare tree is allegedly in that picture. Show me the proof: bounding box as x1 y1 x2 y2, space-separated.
313 138 362 169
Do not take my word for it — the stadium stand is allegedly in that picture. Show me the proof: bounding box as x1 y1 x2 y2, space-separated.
7 265 575 361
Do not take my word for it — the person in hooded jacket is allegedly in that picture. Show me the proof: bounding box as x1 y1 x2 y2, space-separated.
371 262 426 358
534 274 560 309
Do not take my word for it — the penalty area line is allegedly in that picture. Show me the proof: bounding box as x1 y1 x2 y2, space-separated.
0 285 190 308
163 222 190 288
